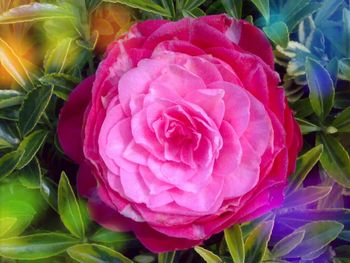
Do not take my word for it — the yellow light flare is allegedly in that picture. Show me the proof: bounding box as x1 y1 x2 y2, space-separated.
90 3 135 54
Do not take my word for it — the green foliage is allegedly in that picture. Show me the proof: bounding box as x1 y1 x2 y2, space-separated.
224 224 245 263
194 246 223 263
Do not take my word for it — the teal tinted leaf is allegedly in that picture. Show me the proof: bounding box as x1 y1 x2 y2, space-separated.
343 9 350 57
339 58 350 81
221 0 242 19
285 2 321 31
271 231 305 258
58 172 85 239
314 0 343 25
104 0 170 17
44 38 74 74
317 134 350 188
0 150 24 181
17 158 41 189
251 0 269 22
158 251 176 263
90 228 135 244
194 246 222 263
332 106 350 132
305 58 334 120
17 130 48 169
0 90 24 109
245 220 274 263
263 22 289 48
0 201 35 238
40 177 58 212
287 145 323 193
0 233 78 260
284 221 343 258
284 186 332 208
225 224 245 263
183 0 206 11
0 3 73 24
18 86 53 136
67 243 133 263
339 231 350 242
295 118 322 134
0 121 19 149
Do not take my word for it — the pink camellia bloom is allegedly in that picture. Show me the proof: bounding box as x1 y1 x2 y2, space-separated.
58 15 302 252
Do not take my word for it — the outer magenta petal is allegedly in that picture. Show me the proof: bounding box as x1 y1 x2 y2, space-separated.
58 75 95 163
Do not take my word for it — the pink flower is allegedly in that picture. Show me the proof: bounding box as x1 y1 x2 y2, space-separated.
58 15 302 252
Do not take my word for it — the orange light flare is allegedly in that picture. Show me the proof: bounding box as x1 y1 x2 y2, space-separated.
0 0 39 89
90 3 135 55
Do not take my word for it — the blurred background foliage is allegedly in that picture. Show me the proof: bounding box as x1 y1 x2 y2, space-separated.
0 0 349 262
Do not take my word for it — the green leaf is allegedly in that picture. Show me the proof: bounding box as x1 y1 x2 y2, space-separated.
263 22 289 48
0 121 19 149
244 220 274 263
332 106 350 133
183 0 206 11
339 231 350 242
317 134 350 188
287 145 324 193
0 106 19 121
18 86 53 136
0 233 79 260
283 186 332 208
103 0 170 17
67 243 133 263
284 221 343 258
0 38 33 89
40 177 58 212
39 73 79 100
0 90 24 109
194 246 222 263
158 251 176 263
44 38 74 74
17 158 41 189
58 172 85 239
224 224 245 263
90 228 135 244
251 0 269 22
339 58 350 81
295 118 322 134
271 231 305 258
160 0 175 18
305 57 334 120
0 3 73 23
0 218 17 238
17 130 48 169
221 0 242 19
0 150 24 181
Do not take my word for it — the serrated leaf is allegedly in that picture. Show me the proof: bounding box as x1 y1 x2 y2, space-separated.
305 57 334 120
332 106 350 132
263 22 289 48
158 251 176 263
17 158 41 189
40 177 58 212
221 0 242 19
58 172 85 239
0 233 78 260
0 3 73 24
251 0 269 22
104 0 170 17
245 220 274 263
67 243 133 263
17 130 48 169
90 228 135 244
271 231 305 258
0 150 24 181
284 221 343 258
317 134 350 188
0 38 32 89
284 186 332 208
225 224 245 263
0 90 24 109
18 86 53 136
194 246 222 263
287 145 324 193
44 38 74 74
